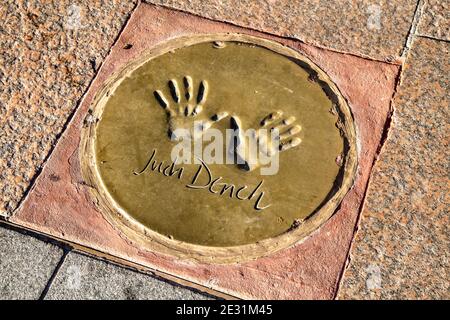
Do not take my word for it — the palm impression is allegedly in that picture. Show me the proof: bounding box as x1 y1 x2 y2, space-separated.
230 111 302 172
153 76 228 141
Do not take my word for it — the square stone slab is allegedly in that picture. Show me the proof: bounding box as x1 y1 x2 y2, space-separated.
11 3 399 299
45 251 211 300
0 224 64 299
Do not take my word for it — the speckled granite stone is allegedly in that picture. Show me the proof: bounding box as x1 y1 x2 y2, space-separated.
45 252 211 300
417 0 450 41
338 37 449 299
0 0 137 215
147 0 417 61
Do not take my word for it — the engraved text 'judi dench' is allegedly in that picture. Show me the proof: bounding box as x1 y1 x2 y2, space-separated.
134 149 271 210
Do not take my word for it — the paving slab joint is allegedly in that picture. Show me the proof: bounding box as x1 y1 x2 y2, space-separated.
416 34 450 43
401 0 426 58
1 218 235 299
39 250 70 300
72 250 224 300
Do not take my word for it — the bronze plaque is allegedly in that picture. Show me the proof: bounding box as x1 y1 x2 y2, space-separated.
81 34 357 262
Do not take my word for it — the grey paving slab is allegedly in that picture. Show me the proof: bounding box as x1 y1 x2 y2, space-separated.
45 252 212 300
0 224 64 299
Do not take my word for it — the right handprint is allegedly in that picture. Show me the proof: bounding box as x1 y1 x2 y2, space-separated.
230 111 302 172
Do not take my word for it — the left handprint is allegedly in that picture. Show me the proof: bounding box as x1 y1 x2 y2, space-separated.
153 77 228 141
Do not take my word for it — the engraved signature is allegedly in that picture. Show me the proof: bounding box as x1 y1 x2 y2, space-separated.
134 149 271 210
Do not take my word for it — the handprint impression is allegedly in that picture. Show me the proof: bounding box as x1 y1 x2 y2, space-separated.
154 77 228 141
230 111 302 172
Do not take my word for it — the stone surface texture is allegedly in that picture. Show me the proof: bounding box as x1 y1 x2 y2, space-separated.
3 0 447 300
0 224 63 299
417 0 450 40
147 0 418 61
0 0 137 215
11 4 399 299
338 37 449 299
45 252 210 300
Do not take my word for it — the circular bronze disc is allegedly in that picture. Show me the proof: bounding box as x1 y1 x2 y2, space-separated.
81 34 357 263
